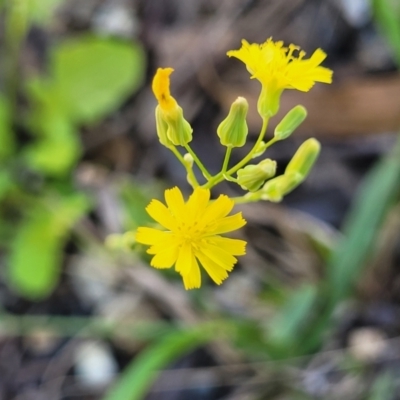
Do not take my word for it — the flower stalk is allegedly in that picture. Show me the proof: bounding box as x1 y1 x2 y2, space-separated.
116 37 333 289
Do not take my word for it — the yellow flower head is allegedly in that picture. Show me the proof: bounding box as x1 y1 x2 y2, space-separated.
136 187 247 290
227 38 333 117
227 38 333 92
152 67 178 112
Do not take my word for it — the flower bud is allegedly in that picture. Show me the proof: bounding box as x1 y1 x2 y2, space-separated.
155 106 174 148
217 97 249 147
183 153 194 168
237 159 277 192
261 172 303 202
274 105 307 140
152 68 193 146
285 138 320 178
257 86 282 118
164 106 193 146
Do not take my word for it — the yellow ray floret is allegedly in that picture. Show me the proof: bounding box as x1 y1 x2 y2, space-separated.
136 187 247 290
227 38 333 92
152 67 178 112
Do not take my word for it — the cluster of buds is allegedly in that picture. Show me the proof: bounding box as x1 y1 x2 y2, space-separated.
151 37 332 204
111 38 333 290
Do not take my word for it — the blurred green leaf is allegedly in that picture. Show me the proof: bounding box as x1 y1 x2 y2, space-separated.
24 36 145 176
372 0 400 64
368 371 395 400
0 95 15 160
0 170 13 199
27 0 65 25
119 180 159 230
9 193 90 299
300 137 400 354
51 35 146 124
327 137 400 304
103 324 221 400
268 284 317 357
25 113 81 176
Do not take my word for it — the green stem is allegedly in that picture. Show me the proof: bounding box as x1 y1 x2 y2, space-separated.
170 146 199 188
184 144 211 179
203 117 271 189
231 194 260 204
221 146 233 175
228 118 272 175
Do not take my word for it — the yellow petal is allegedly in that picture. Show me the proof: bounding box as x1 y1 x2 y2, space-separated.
181 255 201 289
208 212 246 235
308 49 327 66
200 195 234 227
146 199 177 230
196 252 229 285
199 242 237 271
135 227 167 245
146 233 179 254
175 242 193 275
150 245 178 269
208 236 247 256
165 187 186 220
186 187 210 219
152 68 177 111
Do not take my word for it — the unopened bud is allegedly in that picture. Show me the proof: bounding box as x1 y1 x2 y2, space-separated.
164 106 193 146
155 106 174 148
285 138 320 178
274 105 307 140
105 232 136 251
152 68 193 146
257 86 283 118
261 172 303 202
183 153 194 168
217 97 248 147
237 159 277 192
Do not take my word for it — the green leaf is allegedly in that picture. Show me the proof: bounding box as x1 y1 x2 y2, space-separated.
118 180 160 230
24 113 81 176
327 136 400 304
368 372 395 400
372 0 400 64
267 284 317 357
0 95 15 160
51 35 146 124
103 324 222 400
27 0 66 26
9 194 90 299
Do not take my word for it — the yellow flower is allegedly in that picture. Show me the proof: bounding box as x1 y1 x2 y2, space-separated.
136 187 247 289
152 68 192 146
227 38 333 117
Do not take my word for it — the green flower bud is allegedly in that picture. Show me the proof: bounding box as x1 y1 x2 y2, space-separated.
183 153 194 168
105 232 136 251
261 172 303 202
274 105 307 140
285 138 320 178
237 159 277 192
257 85 283 118
217 97 248 147
164 105 193 146
155 106 174 148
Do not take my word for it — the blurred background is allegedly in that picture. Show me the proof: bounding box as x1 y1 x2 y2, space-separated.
1 0 400 399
